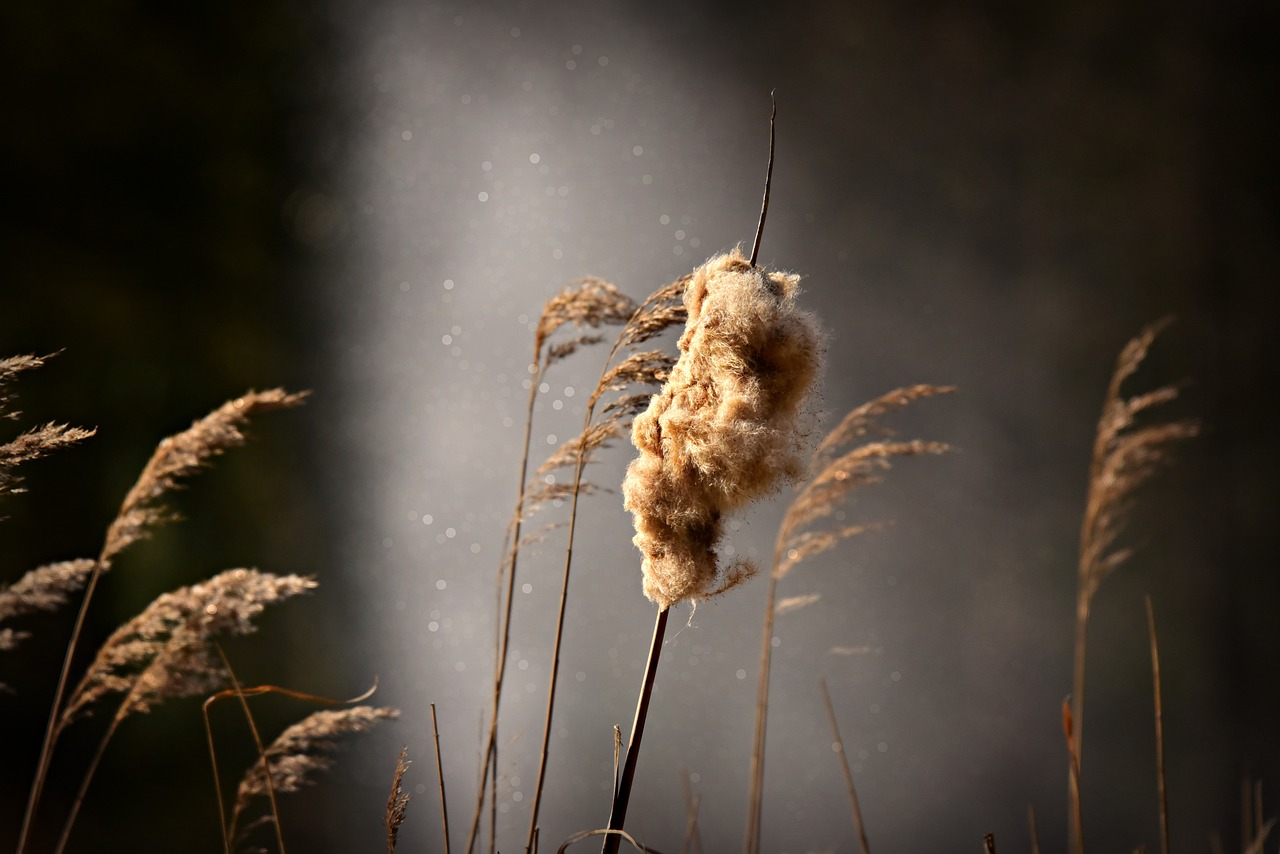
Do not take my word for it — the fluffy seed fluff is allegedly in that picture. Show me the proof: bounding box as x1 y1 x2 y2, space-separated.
622 250 822 609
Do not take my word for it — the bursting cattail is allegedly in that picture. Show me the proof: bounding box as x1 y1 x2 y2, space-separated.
622 250 823 609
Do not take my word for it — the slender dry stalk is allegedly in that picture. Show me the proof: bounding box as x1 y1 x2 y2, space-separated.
984 833 997 853
745 387 951 854
1064 699 1085 854
230 706 399 842
612 726 623 799
1069 322 1196 854
465 279 635 854
18 388 306 854
387 747 412 854
203 675 380 854
215 644 288 854
524 275 688 853
1244 820 1275 854
1027 804 1041 854
748 92 776 268
1145 596 1170 854
819 677 870 854
432 704 452 854
679 769 703 854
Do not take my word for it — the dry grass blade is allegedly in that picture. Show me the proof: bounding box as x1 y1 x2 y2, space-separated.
61 569 316 725
679 770 703 854
0 559 97 622
555 828 664 854
387 746 412 854
774 593 821 616
232 706 399 837
1027 804 1041 854
102 388 308 563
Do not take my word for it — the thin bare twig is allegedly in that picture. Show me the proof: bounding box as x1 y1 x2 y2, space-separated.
217 646 287 854
820 677 870 854
1027 804 1041 854
1145 597 1170 854
1064 699 1084 854
433 704 452 854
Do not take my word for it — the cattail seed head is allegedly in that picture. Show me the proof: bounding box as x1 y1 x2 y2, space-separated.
622 250 823 609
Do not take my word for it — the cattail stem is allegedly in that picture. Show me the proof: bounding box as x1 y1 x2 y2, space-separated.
744 571 781 854
601 606 670 854
820 677 870 854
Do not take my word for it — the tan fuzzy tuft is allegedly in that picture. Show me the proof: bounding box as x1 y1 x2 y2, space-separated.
622 251 823 608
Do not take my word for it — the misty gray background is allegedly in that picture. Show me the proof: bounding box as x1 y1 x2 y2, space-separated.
1 0 1275 852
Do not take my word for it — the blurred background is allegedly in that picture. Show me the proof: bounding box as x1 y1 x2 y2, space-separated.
2 0 1277 852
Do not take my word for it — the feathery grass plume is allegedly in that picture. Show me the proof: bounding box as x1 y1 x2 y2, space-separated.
746 384 951 854
231 706 399 837
0 353 95 499
623 249 823 609
0 559 98 623
102 388 309 563
1067 320 1197 854
61 569 316 725
519 272 689 853
387 746 412 854
18 389 308 854
49 570 316 854
470 277 636 854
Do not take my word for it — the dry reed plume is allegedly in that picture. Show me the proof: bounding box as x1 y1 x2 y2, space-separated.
623 249 824 609
745 384 951 854
1067 321 1198 854
13 386 314 854
231 706 400 841
387 746 412 853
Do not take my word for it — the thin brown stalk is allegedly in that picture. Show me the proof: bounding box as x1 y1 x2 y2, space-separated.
984 834 997 853
217 645 288 854
612 725 623 800
204 691 233 854
1027 804 1041 854
387 747 411 854
601 607 671 854
749 91 777 268
1253 781 1264 847
679 770 703 854
1145 596 1170 854
18 389 305 854
820 677 870 854
468 281 634 854
1064 699 1085 854
466 347 542 854
432 704 452 854
1245 820 1274 854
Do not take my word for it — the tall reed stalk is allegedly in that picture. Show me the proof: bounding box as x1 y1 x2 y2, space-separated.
1067 321 1196 854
